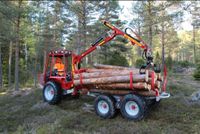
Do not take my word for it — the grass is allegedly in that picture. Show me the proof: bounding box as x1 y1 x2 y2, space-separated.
0 73 200 134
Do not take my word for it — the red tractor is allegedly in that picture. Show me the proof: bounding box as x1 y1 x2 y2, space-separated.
41 21 170 120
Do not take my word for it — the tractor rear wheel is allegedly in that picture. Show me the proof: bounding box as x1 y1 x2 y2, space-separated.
120 94 146 121
94 95 116 119
43 81 61 104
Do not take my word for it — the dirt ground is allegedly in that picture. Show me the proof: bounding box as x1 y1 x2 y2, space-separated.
0 72 200 134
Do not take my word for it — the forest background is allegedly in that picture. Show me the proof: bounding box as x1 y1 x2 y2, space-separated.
0 1 200 91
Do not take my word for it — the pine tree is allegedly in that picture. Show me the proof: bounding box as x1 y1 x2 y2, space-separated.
193 63 200 80
0 1 17 89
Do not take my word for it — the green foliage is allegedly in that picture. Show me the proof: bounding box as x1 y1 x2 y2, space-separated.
102 51 129 66
193 63 200 80
0 1 200 89
177 61 193 68
166 55 173 70
154 51 161 65
135 58 145 68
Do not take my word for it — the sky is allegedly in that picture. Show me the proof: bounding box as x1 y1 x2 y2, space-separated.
118 1 193 31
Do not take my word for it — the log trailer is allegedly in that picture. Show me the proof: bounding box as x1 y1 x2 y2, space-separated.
41 20 170 120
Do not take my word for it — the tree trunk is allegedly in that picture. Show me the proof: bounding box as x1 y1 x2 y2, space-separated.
15 37 19 91
34 1 42 88
76 17 82 55
82 0 88 65
8 41 13 87
148 1 153 47
34 59 37 88
24 43 28 84
53 1 61 48
15 0 22 91
161 22 165 71
137 23 142 56
43 51 47 74
34 43 38 88
193 25 196 64
76 0 87 55
0 45 2 89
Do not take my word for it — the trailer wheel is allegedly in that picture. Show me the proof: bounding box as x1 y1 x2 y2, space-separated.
43 81 61 105
120 94 146 121
94 95 116 119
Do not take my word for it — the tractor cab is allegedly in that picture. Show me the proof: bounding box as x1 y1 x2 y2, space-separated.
43 49 74 90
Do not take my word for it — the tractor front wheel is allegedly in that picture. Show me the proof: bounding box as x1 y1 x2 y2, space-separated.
43 81 61 104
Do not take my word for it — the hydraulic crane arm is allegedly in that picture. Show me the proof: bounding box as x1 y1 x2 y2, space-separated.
103 21 148 49
73 21 152 68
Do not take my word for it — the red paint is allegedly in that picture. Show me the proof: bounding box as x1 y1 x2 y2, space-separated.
103 104 107 109
80 73 83 86
162 64 167 92
151 72 155 90
51 90 54 95
130 72 133 89
151 72 160 97
155 89 159 96
131 105 136 110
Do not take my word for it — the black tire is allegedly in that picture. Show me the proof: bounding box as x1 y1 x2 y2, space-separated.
120 94 146 121
43 81 62 105
94 95 116 119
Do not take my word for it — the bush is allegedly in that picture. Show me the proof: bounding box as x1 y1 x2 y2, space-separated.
135 58 145 68
177 61 193 68
193 63 200 80
103 51 129 67
166 56 173 70
154 51 161 65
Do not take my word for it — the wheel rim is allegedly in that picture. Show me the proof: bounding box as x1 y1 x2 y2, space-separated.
97 100 109 114
125 101 139 116
44 85 55 101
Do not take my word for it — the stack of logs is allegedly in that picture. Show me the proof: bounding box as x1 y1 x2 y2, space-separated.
74 64 163 97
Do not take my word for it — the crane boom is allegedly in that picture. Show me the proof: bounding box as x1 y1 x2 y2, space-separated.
72 21 152 71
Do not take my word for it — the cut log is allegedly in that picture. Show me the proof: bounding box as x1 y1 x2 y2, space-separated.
150 71 157 78
136 90 156 96
147 81 161 89
157 73 161 80
86 82 150 91
89 89 130 95
74 74 148 86
74 69 147 80
149 71 158 82
85 68 140 73
85 68 114 73
73 64 163 97
156 81 161 89
157 75 164 81
93 64 136 70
